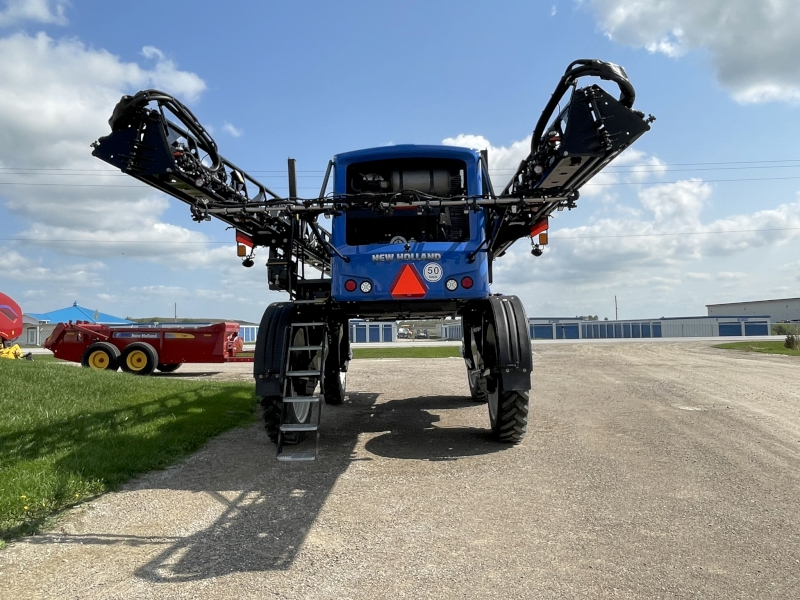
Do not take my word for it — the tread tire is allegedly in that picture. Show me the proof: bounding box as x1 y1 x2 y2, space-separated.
157 363 181 373
120 342 158 376
80 341 120 371
489 386 529 444
261 395 305 445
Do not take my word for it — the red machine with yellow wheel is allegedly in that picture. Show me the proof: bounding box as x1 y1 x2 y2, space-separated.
44 321 250 374
0 292 23 347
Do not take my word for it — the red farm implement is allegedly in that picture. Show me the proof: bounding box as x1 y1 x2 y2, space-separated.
44 321 251 375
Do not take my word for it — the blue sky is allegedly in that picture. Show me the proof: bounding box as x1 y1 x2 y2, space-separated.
1 0 799 322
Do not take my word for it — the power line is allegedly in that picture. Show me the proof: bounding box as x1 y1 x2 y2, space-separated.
550 226 800 241
4 226 799 246
4 174 800 190
3 158 800 174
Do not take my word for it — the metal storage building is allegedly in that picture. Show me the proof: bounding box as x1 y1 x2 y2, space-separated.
349 320 397 343
529 316 771 339
707 297 800 322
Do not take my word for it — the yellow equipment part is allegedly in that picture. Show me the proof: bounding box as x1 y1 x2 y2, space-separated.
0 344 26 360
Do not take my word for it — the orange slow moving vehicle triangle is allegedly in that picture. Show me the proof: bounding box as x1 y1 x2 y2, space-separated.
390 264 428 298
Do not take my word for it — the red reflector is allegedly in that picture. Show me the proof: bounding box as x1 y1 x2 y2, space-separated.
390 264 427 298
461 276 473 289
235 230 254 247
530 219 548 238
344 279 357 292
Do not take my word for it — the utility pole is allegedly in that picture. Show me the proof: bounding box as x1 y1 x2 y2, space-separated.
174 302 177 322
615 296 618 321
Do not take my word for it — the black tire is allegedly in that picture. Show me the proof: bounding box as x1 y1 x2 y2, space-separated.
80 341 120 371
482 316 528 443
487 380 529 443
120 342 158 376
323 323 348 405
261 395 309 445
157 363 181 373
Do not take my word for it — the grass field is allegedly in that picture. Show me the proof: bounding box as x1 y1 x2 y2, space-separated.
714 340 800 356
352 346 461 359
0 359 256 547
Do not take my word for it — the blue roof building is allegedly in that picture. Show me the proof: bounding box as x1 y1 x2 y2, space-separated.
27 301 132 325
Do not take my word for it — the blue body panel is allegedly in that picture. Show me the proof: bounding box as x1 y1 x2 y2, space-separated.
329 145 491 303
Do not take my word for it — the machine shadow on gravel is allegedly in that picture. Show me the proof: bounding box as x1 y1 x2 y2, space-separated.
125 390 505 582
126 392 379 582
359 394 509 461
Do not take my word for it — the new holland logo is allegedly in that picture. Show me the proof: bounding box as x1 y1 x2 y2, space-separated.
371 252 442 262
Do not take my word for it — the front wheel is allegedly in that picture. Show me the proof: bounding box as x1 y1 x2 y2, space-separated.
261 395 309 445
487 380 529 443
81 341 120 371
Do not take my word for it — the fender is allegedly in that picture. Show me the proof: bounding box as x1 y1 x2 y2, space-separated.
253 302 293 397
486 295 532 392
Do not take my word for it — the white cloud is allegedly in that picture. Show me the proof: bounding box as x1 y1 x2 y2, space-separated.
223 122 243 137
0 245 104 285
717 271 747 281
0 32 210 263
686 272 711 281
581 0 800 104
442 133 530 191
494 181 800 290
0 0 67 27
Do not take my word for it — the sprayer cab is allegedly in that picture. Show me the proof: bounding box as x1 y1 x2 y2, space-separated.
328 145 490 318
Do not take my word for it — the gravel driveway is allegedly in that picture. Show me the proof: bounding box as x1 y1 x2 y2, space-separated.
1 341 799 599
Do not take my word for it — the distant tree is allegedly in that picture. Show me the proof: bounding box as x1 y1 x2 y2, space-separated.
604 317 609 321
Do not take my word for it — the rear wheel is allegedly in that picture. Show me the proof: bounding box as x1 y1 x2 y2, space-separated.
80 342 120 371
120 342 158 376
157 363 181 373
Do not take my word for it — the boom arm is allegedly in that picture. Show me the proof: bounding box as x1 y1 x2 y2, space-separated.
91 59 652 283
488 59 654 258
92 90 333 294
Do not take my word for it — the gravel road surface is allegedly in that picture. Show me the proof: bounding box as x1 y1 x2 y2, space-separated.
2 341 799 599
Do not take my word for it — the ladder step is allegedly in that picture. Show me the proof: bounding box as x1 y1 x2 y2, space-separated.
289 345 323 351
286 369 322 377
283 395 320 403
293 299 326 304
277 451 316 462
291 322 326 327
280 423 319 432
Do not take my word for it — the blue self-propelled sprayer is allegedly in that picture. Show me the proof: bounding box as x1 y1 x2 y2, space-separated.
92 59 654 460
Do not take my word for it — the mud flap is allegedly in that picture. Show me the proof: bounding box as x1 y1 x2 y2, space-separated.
253 302 293 397
485 295 532 392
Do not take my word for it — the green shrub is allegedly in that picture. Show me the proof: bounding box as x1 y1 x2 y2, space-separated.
784 334 799 350
773 323 800 336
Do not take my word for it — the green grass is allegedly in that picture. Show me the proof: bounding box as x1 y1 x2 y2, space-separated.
713 341 800 356
352 346 460 359
0 359 257 544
